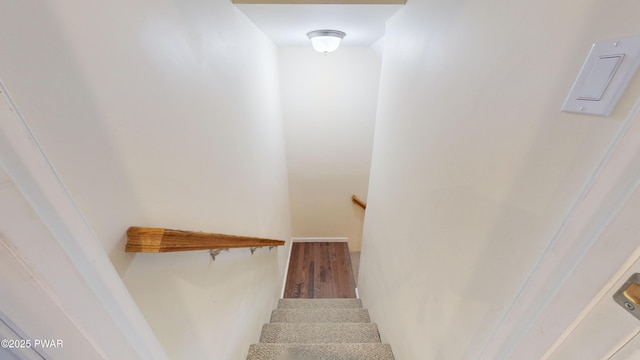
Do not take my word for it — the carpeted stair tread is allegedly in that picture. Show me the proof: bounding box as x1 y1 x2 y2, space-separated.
246 343 394 360
259 323 381 343
277 299 362 309
270 309 370 323
247 299 394 359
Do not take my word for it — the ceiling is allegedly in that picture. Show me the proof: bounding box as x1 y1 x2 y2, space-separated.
234 4 404 47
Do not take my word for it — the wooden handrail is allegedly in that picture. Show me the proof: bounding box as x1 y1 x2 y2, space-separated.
351 195 367 210
125 227 286 253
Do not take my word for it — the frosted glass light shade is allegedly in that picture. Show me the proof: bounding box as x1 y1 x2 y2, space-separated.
307 30 346 54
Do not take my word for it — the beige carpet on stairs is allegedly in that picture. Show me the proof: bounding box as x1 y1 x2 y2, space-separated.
246 299 394 360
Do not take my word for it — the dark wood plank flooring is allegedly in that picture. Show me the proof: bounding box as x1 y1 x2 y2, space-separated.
284 242 356 298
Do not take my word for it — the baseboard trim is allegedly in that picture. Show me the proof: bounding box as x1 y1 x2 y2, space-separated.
280 239 294 299
291 237 348 242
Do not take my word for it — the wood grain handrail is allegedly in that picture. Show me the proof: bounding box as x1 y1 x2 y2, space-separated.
125 227 286 253
351 195 367 210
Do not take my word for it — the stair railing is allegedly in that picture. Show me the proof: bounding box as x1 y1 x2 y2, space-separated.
125 226 285 261
351 194 367 210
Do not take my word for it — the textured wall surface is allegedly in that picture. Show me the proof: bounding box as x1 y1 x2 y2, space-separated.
280 47 380 251
358 0 640 358
0 1 292 358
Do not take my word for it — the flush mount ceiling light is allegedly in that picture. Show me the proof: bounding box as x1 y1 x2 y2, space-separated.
307 30 346 54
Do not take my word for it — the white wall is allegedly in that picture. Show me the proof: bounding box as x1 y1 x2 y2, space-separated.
1 78 167 359
358 0 640 359
0 1 291 359
0 166 136 360
279 47 380 251
0 167 101 360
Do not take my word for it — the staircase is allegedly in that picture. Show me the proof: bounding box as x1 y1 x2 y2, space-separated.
246 298 395 359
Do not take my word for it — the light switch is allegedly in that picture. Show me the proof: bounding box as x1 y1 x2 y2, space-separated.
577 55 624 101
562 36 640 116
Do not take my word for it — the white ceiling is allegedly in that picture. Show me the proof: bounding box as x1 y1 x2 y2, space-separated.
234 4 404 47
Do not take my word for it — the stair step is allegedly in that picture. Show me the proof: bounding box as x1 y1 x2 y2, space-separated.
277 298 362 309
259 323 381 343
246 343 395 360
270 309 370 323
